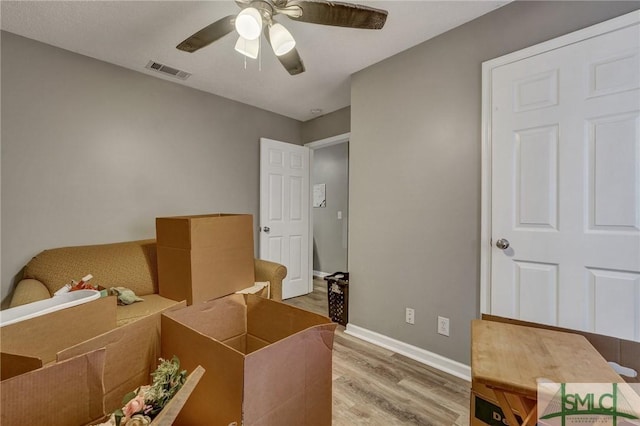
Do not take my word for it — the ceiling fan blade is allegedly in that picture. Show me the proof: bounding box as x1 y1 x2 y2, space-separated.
284 1 387 29
264 26 306 75
276 47 306 75
177 15 236 53
235 0 252 8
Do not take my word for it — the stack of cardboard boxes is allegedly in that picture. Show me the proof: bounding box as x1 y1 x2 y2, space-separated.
156 214 256 305
156 214 337 425
0 214 336 426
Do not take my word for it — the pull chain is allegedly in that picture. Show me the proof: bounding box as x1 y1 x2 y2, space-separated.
258 36 262 72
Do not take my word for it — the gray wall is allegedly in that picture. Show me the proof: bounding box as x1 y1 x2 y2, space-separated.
312 143 349 274
302 107 351 275
301 107 350 143
1 32 302 304
349 1 639 365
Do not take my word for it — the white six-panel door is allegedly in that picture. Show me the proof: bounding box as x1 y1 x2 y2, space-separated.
260 138 312 299
485 13 640 341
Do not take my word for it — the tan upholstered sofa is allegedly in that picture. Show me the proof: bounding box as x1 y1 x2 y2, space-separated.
8 239 287 325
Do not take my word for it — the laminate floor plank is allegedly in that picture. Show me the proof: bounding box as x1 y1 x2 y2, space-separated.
283 278 471 425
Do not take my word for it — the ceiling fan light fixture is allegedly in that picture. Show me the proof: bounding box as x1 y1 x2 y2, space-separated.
269 23 296 56
235 7 263 40
234 36 259 59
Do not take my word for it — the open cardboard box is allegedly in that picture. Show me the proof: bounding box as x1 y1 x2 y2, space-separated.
57 302 186 412
0 301 197 426
156 214 256 305
1 347 205 426
161 293 337 426
0 296 117 379
1 349 108 426
157 212 338 425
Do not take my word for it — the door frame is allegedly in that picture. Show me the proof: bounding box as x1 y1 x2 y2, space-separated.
480 10 640 314
305 132 351 278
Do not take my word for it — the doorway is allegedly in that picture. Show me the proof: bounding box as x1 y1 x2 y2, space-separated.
480 12 640 341
260 137 312 299
306 133 350 278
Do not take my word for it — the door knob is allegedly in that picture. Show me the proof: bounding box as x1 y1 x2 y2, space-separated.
263 226 270 233
496 238 510 250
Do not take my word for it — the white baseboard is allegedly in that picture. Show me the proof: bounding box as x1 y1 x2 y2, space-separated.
344 323 471 382
313 270 330 278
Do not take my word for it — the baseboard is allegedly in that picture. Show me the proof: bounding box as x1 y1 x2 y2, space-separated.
313 270 330 278
344 323 471 382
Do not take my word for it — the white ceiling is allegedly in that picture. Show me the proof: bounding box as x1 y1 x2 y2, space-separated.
1 1 507 121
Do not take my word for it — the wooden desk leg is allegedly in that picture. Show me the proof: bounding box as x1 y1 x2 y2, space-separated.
521 404 538 426
513 396 537 426
492 389 522 426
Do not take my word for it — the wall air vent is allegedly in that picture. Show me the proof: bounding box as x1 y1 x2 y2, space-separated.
145 60 191 80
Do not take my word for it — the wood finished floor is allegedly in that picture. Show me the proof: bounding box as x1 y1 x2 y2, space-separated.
283 278 471 425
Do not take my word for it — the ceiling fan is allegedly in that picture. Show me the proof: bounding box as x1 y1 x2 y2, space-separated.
176 0 388 75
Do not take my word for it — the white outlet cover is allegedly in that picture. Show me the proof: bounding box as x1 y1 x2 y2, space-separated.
437 316 450 336
406 308 415 324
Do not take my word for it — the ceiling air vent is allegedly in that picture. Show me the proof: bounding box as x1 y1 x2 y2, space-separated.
145 60 191 80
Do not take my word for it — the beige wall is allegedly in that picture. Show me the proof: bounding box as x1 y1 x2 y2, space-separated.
1 32 302 303
349 1 639 364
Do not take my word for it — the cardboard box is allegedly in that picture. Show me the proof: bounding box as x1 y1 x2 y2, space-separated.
156 214 256 305
161 293 337 426
1 347 205 426
1 352 42 380
1 349 107 426
0 296 117 379
57 301 186 412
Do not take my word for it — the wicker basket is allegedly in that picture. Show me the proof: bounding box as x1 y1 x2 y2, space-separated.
324 272 349 326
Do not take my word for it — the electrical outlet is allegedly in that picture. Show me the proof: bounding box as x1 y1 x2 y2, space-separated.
405 308 415 325
437 316 450 336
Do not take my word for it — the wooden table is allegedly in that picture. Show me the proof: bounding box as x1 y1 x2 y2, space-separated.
471 319 623 426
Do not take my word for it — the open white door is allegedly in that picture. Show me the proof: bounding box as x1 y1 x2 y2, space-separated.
482 12 640 341
260 138 312 299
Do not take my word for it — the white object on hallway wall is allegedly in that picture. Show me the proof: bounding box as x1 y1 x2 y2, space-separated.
313 183 326 208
